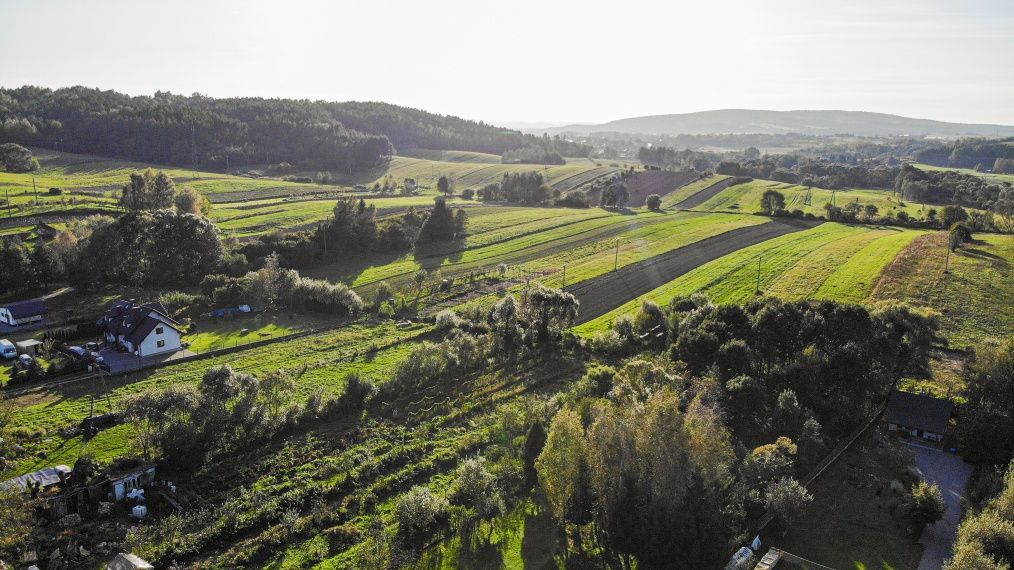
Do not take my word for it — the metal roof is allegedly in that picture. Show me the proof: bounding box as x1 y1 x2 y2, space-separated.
0 465 71 492
2 300 48 319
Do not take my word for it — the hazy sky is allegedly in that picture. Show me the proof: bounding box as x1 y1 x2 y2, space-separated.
2 0 1012 126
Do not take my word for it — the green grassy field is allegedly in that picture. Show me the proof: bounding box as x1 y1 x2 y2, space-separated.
686 178 938 221
871 231 1014 349
915 162 1014 185
210 195 480 238
306 208 764 298
331 155 625 193
3 321 431 476
575 223 925 335
660 174 730 207
2 148 627 233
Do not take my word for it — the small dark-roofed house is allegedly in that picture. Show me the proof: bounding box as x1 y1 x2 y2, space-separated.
884 390 954 444
96 300 183 357
0 299 48 327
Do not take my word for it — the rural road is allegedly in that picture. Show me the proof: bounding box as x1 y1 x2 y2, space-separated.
567 217 818 324
908 443 973 570
674 177 737 209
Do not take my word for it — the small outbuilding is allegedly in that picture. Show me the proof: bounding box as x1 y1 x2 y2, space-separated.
0 300 48 328
884 390 954 444
15 339 44 356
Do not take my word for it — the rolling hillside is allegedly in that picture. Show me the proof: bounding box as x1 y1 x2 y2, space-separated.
540 109 1014 137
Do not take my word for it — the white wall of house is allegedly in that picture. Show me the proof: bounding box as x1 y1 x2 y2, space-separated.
0 308 43 326
888 422 944 442
136 325 182 357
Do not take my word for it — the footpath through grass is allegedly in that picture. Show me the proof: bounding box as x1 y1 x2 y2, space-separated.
575 223 924 335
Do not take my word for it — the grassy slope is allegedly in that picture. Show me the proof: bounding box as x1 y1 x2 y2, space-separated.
575 223 925 335
336 155 623 193
870 231 1014 349
688 178 938 221
3 322 430 476
2 148 624 234
210 195 478 238
915 162 1014 185
308 209 764 297
660 174 730 207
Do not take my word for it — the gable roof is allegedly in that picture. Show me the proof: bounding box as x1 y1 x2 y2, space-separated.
884 390 954 434
96 300 182 344
2 299 48 319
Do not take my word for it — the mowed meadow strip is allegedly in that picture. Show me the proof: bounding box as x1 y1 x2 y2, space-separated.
685 178 947 221
871 231 1014 348
660 174 731 207
574 223 924 335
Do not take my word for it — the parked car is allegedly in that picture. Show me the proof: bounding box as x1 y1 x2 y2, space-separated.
16 354 34 369
0 339 16 359
85 341 100 352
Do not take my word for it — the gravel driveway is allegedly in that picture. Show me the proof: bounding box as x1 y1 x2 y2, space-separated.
908 442 972 570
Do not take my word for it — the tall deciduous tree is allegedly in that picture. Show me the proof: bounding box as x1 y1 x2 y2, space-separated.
760 189 786 215
536 408 587 522
121 169 177 211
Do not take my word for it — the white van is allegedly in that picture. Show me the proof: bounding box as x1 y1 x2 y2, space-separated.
0 339 16 360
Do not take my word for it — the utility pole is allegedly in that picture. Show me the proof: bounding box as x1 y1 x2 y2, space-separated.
944 239 951 274
32 176 39 204
190 123 198 179
755 255 762 294
614 240 619 272
5 188 11 218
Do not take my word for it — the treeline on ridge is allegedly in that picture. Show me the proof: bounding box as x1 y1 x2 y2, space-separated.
0 86 586 172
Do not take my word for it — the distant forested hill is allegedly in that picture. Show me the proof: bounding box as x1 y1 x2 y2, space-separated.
540 109 1014 137
0 86 586 172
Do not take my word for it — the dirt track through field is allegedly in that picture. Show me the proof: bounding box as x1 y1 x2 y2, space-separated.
567 217 819 323
674 177 737 209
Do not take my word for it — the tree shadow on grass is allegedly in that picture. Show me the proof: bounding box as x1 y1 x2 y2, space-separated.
413 237 466 271
521 505 566 569
959 246 1009 268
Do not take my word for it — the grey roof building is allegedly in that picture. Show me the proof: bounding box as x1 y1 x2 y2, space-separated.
884 390 954 443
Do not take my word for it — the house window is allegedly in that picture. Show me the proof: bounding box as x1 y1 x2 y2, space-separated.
157 340 166 348
156 327 164 335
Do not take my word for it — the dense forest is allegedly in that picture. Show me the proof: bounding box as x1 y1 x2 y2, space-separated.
0 87 584 172
913 137 1014 170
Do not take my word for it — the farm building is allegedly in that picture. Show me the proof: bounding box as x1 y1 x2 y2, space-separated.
884 390 954 444
96 300 183 357
0 299 48 328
